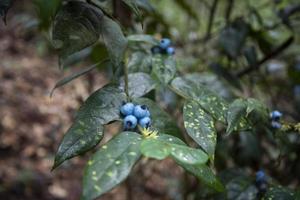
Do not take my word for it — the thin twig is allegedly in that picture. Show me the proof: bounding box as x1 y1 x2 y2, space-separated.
225 0 234 25
236 36 294 77
204 0 219 40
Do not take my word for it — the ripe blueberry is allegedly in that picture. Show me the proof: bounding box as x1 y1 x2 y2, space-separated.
120 102 135 116
166 47 175 55
159 38 171 49
271 121 281 129
133 105 149 119
270 110 282 121
123 115 137 129
256 170 266 183
139 117 151 128
151 46 163 54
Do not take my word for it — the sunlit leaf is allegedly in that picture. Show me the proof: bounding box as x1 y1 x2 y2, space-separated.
141 134 208 165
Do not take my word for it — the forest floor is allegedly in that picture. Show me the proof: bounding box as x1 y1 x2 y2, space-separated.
0 20 183 200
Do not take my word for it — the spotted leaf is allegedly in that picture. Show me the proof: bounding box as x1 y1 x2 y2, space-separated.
141 134 208 165
171 74 228 123
119 72 156 98
53 84 126 169
262 186 296 200
152 55 177 84
82 132 141 200
52 1 104 67
183 100 216 157
226 99 250 134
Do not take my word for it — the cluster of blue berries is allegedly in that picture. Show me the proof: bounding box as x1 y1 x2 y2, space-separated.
151 38 175 55
270 110 282 129
120 102 151 130
255 170 268 195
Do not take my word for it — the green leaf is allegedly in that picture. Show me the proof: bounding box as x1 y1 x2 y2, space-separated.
82 132 141 200
128 52 152 73
50 60 109 96
140 138 169 160
33 0 61 29
171 74 228 123
127 34 159 45
152 55 177 84
243 46 258 67
226 99 248 134
99 15 127 67
135 0 154 12
53 84 126 169
246 98 269 122
52 1 104 67
263 186 296 200
219 19 249 58
223 175 257 200
183 100 216 158
0 0 12 24
91 0 113 17
140 134 208 165
178 163 225 192
134 98 182 139
119 72 156 98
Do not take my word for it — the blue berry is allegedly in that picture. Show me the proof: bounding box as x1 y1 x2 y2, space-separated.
151 46 163 54
270 110 282 121
139 117 151 128
166 47 175 55
271 121 281 129
294 85 300 98
145 109 150 117
120 102 135 116
123 115 137 129
256 170 266 183
159 38 171 49
133 105 149 119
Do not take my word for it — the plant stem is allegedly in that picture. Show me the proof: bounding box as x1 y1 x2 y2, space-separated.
124 59 130 101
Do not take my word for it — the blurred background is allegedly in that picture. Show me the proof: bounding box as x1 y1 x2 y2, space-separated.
0 0 300 199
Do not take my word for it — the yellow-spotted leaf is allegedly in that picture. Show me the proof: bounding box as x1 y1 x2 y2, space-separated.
183 100 216 157
226 99 249 134
152 55 177 84
53 84 126 169
119 73 156 98
82 132 141 200
140 134 208 165
171 74 228 123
